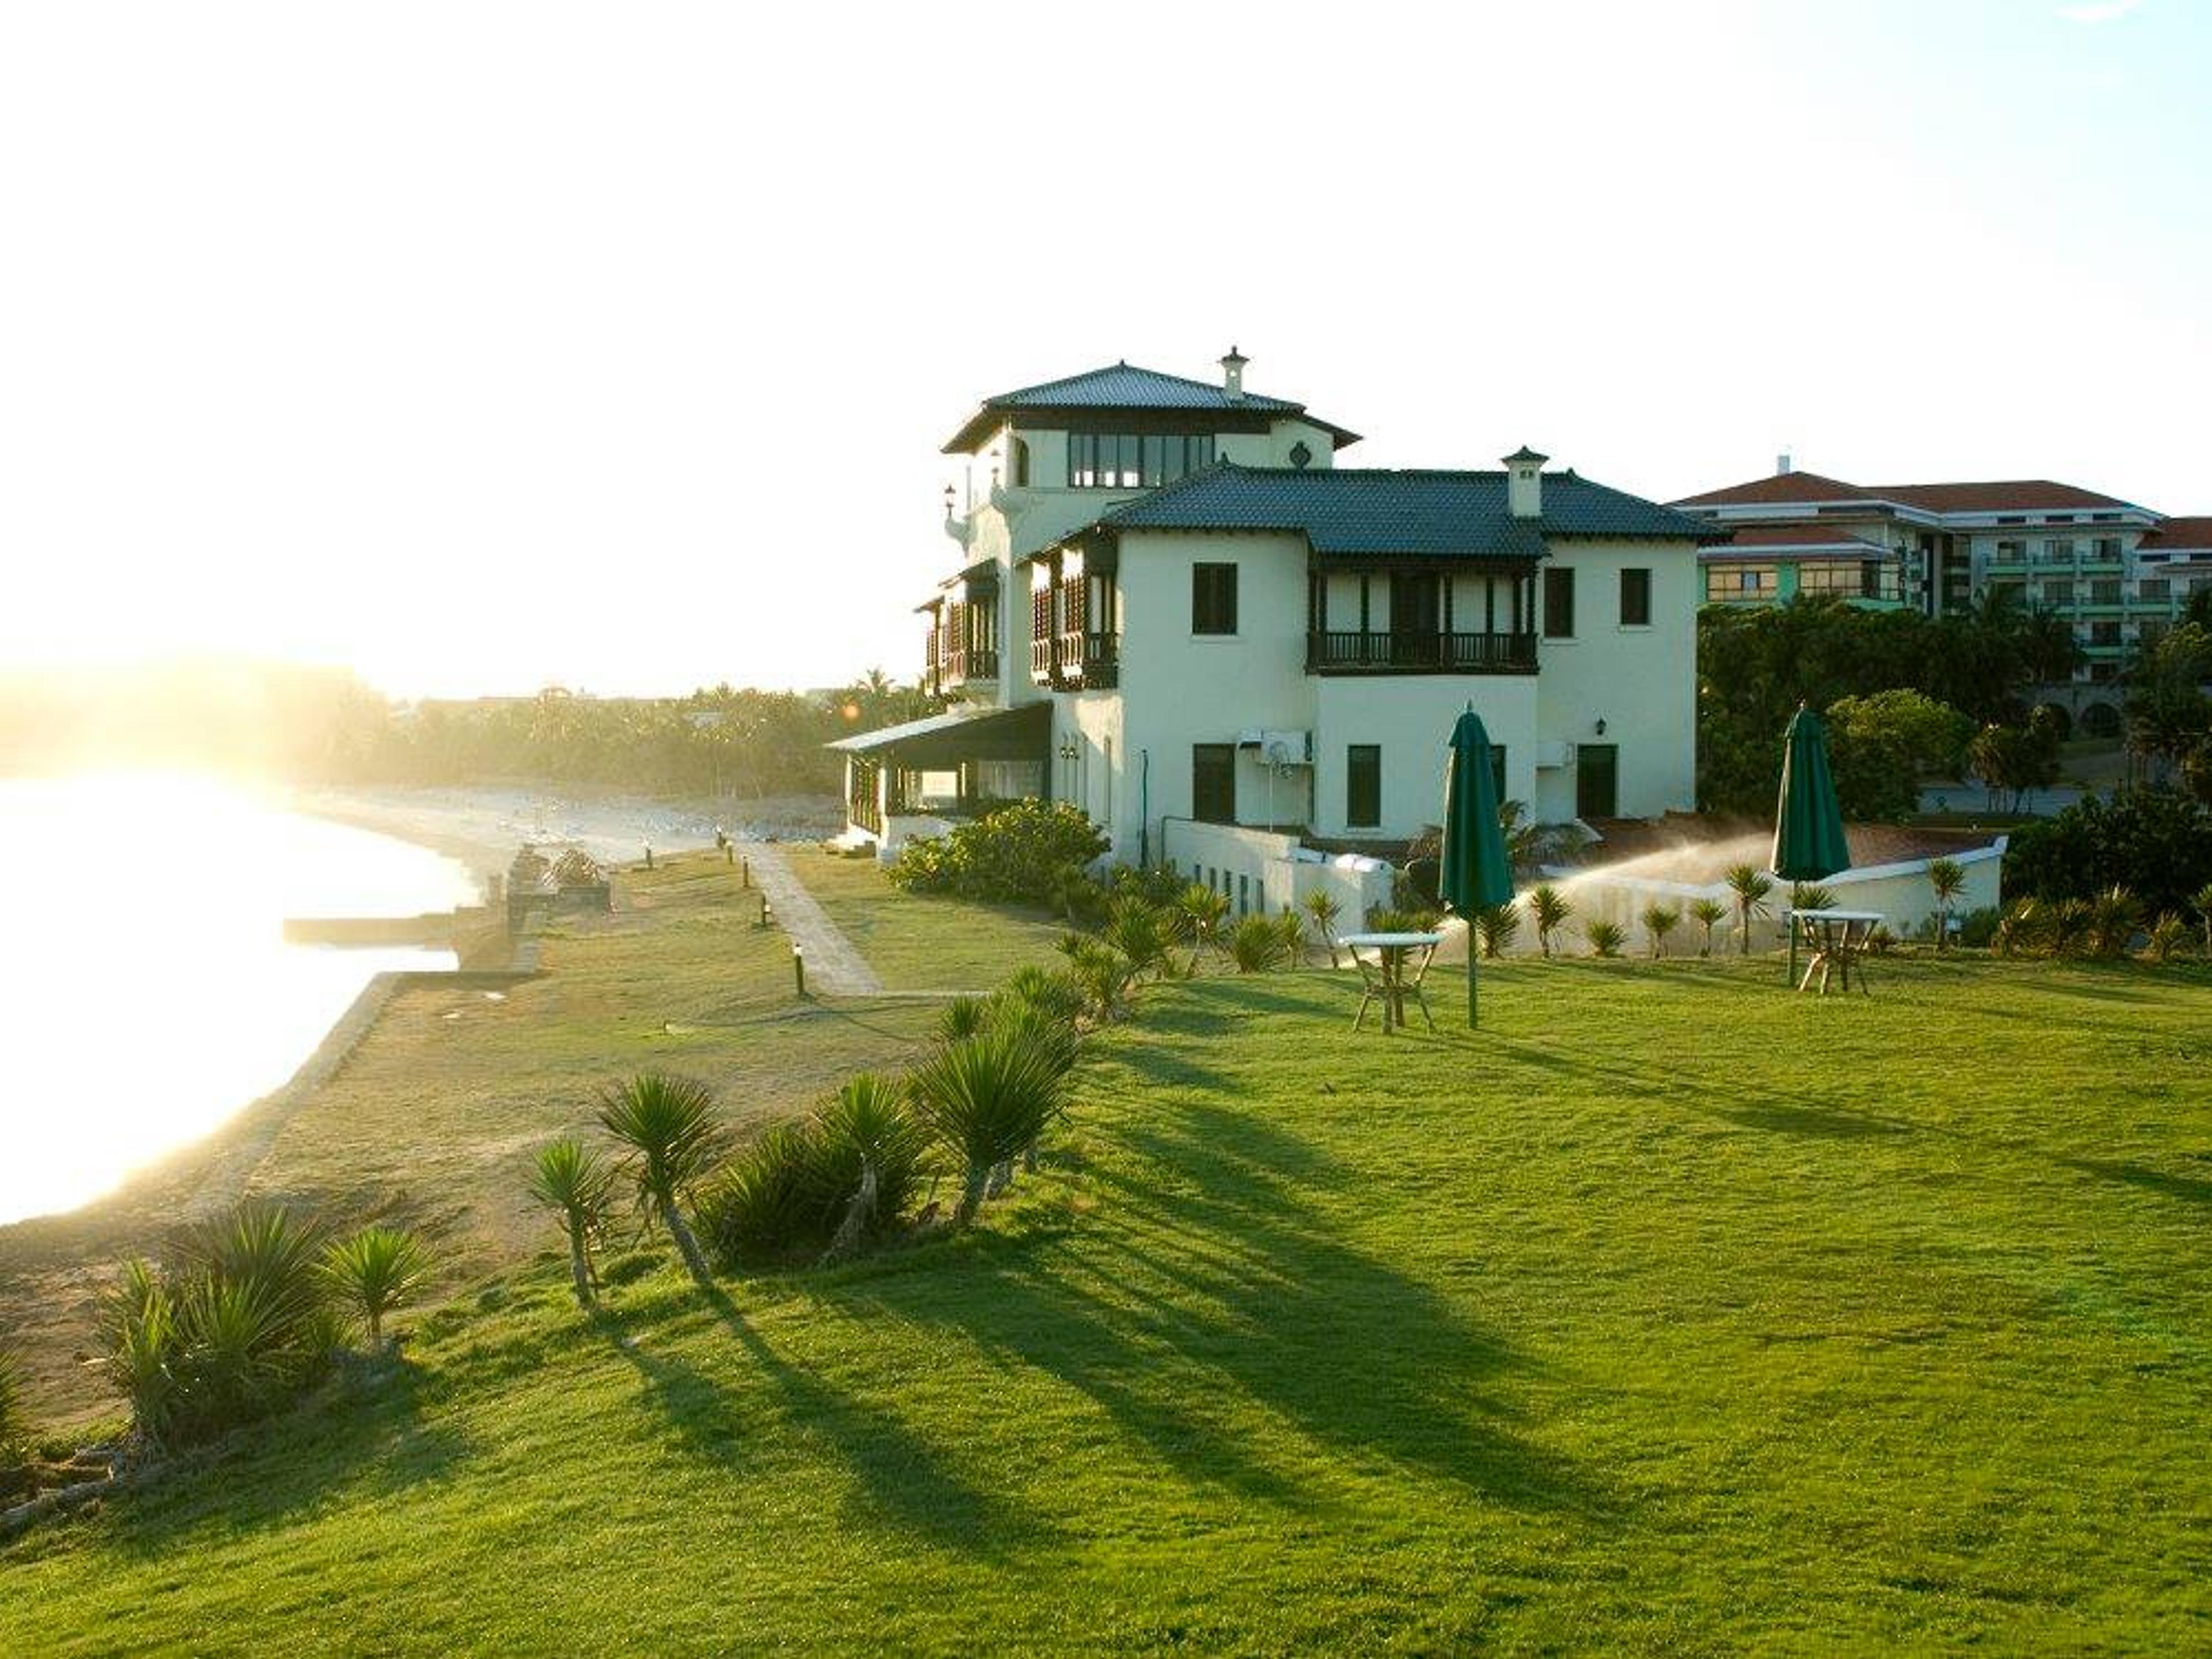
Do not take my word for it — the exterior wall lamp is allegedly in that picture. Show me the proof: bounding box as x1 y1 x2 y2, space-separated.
1594 718 1608 737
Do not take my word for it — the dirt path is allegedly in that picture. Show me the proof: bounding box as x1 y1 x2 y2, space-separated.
737 842 884 996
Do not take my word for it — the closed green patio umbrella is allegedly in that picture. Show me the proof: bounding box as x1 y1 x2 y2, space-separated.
1440 709 1516 1027
1771 702 1850 983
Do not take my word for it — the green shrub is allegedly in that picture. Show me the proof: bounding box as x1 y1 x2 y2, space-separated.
812 1073 931 1249
1584 919 1627 959
2141 911 2187 963
1954 905 2001 949
936 995 991 1044
1173 884 1232 970
102 1204 345 1450
1474 903 1521 959
1100 897 1176 981
1789 884 1837 913
1526 885 1573 959
321 1226 431 1350
885 801 1108 908
1641 904 1680 959
698 1123 831 1267
2004 788 2212 919
2086 885 2143 959
1688 896 1728 957
0 1347 31 1490
997 965 1090 1027
528 1138 618 1310
910 1025 1073 1223
1227 913 1293 973
1063 938 1138 1018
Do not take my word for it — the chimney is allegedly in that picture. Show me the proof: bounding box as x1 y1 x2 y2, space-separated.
1777 451 1793 475
1219 344 1248 402
1502 445 1548 518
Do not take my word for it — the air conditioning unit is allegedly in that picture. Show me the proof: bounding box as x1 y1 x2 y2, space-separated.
1535 739 1574 770
1237 729 1313 766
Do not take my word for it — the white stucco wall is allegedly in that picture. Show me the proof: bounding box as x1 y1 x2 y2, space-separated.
1529 539 1698 821
1310 676 1540 839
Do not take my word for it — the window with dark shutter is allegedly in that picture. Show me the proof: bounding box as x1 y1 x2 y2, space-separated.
1192 563 1238 635
1346 745 1381 829
1192 744 1237 824
1619 567 1651 627
1544 567 1576 639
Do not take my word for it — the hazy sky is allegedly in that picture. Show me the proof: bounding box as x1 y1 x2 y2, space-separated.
3 1 2205 699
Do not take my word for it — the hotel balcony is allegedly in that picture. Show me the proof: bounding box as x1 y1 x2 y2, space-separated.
1305 629 1538 675
1029 630 1119 691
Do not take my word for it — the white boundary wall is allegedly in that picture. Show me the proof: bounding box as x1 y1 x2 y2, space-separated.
1161 819 1396 927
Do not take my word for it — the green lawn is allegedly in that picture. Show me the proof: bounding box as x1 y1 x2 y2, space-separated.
781 845 1067 991
7 938 2211 1651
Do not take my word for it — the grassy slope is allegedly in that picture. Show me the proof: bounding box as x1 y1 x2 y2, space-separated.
0 852 1066 1424
6 922 2211 1650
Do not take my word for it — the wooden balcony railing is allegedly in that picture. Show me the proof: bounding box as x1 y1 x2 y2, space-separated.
1306 630 1537 675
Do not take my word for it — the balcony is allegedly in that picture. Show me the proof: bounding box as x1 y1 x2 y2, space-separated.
1306 630 1537 675
1031 630 1118 690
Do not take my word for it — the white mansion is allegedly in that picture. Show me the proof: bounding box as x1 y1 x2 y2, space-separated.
833 353 1715 884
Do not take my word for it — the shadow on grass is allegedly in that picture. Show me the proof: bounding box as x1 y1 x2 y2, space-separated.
2058 1156 2212 1209
602 1284 1028 1558
104 1357 471 1558
835 1100 1609 1523
1707 1101 1912 1139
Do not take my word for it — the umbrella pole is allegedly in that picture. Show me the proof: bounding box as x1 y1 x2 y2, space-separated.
1468 950 1478 1029
1786 910 1796 989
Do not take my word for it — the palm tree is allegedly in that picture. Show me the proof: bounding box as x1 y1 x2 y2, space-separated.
320 1227 430 1350
1725 864 1774 956
1641 903 1680 959
1474 902 1521 959
1584 919 1627 958
529 1137 618 1309
1926 858 1967 951
1174 884 1230 974
597 1073 726 1289
1688 896 1728 958
1527 884 1572 959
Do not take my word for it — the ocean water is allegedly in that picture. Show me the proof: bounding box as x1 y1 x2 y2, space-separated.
0 774 477 1224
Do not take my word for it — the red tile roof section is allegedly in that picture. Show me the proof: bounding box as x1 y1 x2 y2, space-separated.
1676 473 2143 514
2142 516 2212 552
1672 471 1872 507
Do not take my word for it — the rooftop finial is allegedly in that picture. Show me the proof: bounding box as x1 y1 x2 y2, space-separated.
1219 344 1248 402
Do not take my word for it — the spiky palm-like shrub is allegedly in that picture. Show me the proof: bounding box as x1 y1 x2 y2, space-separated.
1063 938 1138 1019
910 1025 1071 1224
1789 883 1837 914
2142 911 2187 964
1302 889 1343 966
696 1123 827 1267
1474 902 1520 959
1100 897 1176 982
1641 904 1680 959
321 1227 430 1350
1926 858 1967 952
597 1073 726 1289
1174 884 1232 973
2086 885 2143 959
2048 897 2094 959
936 995 990 1045
2194 882 2212 956
1994 897 2042 958
1688 896 1728 957
528 1137 617 1309
101 1205 344 1450
1527 884 1572 959
998 964 1089 1026
1584 919 1627 959
1725 864 1774 956
1227 912 1294 974
812 1073 931 1255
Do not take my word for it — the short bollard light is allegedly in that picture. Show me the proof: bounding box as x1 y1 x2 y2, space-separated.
741 855 751 886
757 893 772 929
793 944 806 998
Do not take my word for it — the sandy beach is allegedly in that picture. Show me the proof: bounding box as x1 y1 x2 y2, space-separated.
289 784 843 880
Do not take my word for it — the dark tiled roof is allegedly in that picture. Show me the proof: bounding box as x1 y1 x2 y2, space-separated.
942 361 1359 452
1085 464 1716 558
1676 470 2146 516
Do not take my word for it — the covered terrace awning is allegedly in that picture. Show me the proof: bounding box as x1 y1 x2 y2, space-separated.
826 701 1050 768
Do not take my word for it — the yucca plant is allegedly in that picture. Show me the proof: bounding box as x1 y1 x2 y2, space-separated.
528 1137 618 1309
1584 919 1627 959
1789 882 1837 914
1063 937 1138 1019
1303 889 1343 967
1100 897 1176 982
1173 884 1232 974
2194 882 2212 956
1926 858 1967 952
1725 864 1774 956
1474 902 1521 959
2048 897 2095 959
1527 884 1572 959
999 964 1089 1025
2142 911 2187 964
1641 903 1680 959
910 1025 1071 1223
1227 912 1293 973
597 1072 726 1289
982 994 1084 1082
1994 897 2041 958
101 1258 180 1448
696 1122 829 1267
1688 896 1728 958
813 1071 931 1256
173 1202 330 1354
936 995 991 1045
321 1227 430 1350
2087 884 2143 959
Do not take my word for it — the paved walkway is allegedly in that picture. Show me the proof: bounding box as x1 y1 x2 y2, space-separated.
737 841 885 997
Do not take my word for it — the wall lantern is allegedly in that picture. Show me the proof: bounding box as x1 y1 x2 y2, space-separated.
1594 718 1608 737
